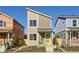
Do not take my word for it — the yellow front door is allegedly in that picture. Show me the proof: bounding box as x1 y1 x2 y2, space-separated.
45 33 52 45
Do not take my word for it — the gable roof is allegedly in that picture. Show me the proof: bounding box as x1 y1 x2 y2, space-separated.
26 8 53 19
0 12 24 28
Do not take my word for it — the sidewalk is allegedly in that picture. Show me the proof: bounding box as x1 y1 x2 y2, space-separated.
6 46 26 53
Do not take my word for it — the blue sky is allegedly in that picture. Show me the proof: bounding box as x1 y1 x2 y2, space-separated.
0 6 79 34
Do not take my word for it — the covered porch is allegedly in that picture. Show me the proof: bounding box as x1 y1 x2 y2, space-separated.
38 28 53 45
0 29 13 52
65 30 79 46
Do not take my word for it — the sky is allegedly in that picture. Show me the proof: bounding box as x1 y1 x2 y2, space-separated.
1 6 79 34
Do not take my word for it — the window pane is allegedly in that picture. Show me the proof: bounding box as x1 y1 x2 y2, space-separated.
76 32 78 39
4 22 6 27
30 20 32 26
0 20 3 27
33 20 36 26
30 20 36 26
73 20 76 26
30 34 36 40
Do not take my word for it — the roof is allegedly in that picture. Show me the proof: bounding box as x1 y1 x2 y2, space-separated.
38 28 53 32
55 16 79 27
26 8 53 19
13 19 24 28
0 12 24 28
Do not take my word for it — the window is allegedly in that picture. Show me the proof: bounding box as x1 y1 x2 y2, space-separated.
0 20 6 27
71 32 78 39
30 34 36 40
73 20 76 26
30 20 37 26
0 20 3 27
4 22 6 27
72 32 75 37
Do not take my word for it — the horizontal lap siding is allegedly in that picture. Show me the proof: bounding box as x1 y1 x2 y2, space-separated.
67 39 79 44
39 15 51 29
0 14 13 30
13 20 24 46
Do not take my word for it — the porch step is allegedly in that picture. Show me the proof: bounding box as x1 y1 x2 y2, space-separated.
37 44 45 48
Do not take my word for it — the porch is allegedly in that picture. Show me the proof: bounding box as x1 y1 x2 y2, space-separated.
38 28 53 46
65 30 79 46
0 30 13 52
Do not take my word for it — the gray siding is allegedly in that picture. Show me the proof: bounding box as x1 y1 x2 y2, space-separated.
38 15 52 29
66 18 79 27
56 18 66 33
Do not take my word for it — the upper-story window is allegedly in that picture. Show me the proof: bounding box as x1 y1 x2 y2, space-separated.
4 22 6 27
0 20 3 27
30 20 37 26
73 20 76 26
0 20 6 27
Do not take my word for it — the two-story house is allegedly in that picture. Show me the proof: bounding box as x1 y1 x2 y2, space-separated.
0 12 24 52
27 8 53 46
55 16 79 46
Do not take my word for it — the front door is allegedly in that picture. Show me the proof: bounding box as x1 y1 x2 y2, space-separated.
45 33 52 45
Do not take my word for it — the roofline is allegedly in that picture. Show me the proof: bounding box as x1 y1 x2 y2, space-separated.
0 12 13 19
26 8 53 19
13 19 24 28
0 12 24 28
58 16 79 18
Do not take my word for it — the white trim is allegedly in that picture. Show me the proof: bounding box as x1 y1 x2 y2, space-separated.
65 31 68 44
26 8 52 19
37 12 39 28
55 28 66 33
0 12 13 19
70 31 71 45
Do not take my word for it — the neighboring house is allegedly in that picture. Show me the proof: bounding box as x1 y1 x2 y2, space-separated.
55 16 79 46
0 12 24 52
27 8 53 46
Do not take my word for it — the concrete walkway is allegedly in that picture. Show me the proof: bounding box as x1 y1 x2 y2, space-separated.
59 47 66 52
12 46 27 52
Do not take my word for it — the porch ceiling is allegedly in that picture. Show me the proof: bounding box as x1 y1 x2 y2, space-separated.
38 28 53 32
67 27 79 31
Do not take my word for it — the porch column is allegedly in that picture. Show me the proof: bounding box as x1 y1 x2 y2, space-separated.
78 32 79 38
78 32 79 44
65 31 68 44
70 31 71 45
7 32 9 46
